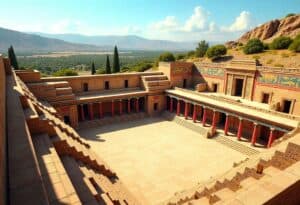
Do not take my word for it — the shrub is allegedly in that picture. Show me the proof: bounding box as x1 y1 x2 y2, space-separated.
206 44 227 59
289 35 300 52
286 13 296 18
176 53 186 60
96 68 106 74
252 55 260 60
243 38 264 54
158 52 175 62
263 43 270 50
270 36 292 49
187 50 195 57
195 40 209 57
53 68 78 76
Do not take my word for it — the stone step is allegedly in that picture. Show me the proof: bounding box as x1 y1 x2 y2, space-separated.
56 87 73 96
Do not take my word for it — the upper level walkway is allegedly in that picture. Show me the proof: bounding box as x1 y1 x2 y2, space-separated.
166 88 299 130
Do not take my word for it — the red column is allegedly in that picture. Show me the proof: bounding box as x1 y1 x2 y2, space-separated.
176 100 180 116
202 107 207 126
88 103 94 120
119 100 123 115
184 102 189 119
135 98 139 112
212 110 217 133
170 98 173 112
224 114 229 135
80 104 85 121
251 123 258 146
127 99 131 113
192 104 197 123
98 102 103 118
267 128 275 148
237 118 243 140
111 101 115 117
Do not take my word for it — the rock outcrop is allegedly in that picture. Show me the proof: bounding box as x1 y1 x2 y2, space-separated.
238 14 300 44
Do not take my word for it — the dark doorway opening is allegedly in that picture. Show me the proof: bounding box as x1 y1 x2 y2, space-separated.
212 83 218 92
234 79 244 97
283 100 292 113
64 116 70 124
154 103 158 111
262 93 270 104
183 79 187 88
83 83 88 92
219 113 226 127
124 80 129 88
83 104 89 118
105 81 110 90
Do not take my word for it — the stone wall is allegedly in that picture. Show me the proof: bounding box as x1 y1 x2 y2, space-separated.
0 56 7 205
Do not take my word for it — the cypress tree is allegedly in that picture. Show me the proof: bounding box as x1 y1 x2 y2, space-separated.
105 55 111 74
91 62 96 75
8 45 19 69
112 45 120 73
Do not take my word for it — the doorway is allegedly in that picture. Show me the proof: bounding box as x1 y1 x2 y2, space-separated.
234 79 244 97
63 116 70 124
183 79 187 88
212 83 218 92
283 100 292 113
262 93 270 104
83 83 88 92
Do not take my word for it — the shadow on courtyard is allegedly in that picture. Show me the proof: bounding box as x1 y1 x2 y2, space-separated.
78 117 166 142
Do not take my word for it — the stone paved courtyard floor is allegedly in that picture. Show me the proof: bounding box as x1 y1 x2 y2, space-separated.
78 117 248 205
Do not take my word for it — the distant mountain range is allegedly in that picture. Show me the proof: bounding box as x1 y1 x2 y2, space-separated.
0 26 198 53
32 33 197 51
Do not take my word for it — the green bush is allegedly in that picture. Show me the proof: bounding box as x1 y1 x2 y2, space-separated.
286 13 296 18
270 36 292 49
195 40 209 57
158 52 175 62
187 50 195 57
176 53 186 60
289 35 300 52
206 45 227 59
53 68 78 76
263 43 270 50
243 39 264 54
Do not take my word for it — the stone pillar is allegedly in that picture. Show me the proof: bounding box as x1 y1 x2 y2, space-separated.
88 103 94 120
251 123 258 146
119 100 123 115
192 104 197 123
211 110 217 133
127 99 131 113
177 100 180 116
98 102 103 118
224 114 229 135
202 107 207 126
135 98 139 112
80 104 85 121
184 102 189 119
111 101 115 117
237 118 243 140
267 128 275 148
170 97 173 112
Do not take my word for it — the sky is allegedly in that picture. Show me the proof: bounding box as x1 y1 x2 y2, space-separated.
0 0 299 42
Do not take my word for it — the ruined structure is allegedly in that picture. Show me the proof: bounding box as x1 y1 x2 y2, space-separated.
1 54 300 205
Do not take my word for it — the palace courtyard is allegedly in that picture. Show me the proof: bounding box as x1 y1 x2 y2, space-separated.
78 117 248 204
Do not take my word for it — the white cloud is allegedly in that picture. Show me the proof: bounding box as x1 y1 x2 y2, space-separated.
122 25 142 35
150 16 179 31
222 11 253 32
183 6 210 32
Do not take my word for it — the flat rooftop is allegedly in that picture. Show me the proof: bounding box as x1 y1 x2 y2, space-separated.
78 117 247 205
166 89 299 129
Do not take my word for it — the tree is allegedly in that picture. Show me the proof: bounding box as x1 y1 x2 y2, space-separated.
8 45 19 69
112 46 120 73
53 68 78 76
206 45 227 59
158 52 175 62
105 55 111 74
195 40 209 57
91 62 96 75
289 34 300 52
286 13 295 18
176 53 185 60
270 36 292 49
243 39 264 54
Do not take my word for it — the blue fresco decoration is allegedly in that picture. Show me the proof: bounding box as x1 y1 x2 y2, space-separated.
197 67 224 77
258 73 300 88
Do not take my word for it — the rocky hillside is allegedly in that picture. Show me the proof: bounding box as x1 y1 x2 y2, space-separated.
238 14 300 43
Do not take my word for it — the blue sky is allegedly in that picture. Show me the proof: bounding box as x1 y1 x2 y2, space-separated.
0 0 299 41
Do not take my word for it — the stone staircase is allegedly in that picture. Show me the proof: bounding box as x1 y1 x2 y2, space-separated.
213 135 259 156
141 74 171 91
165 141 300 205
162 112 209 138
77 112 148 130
